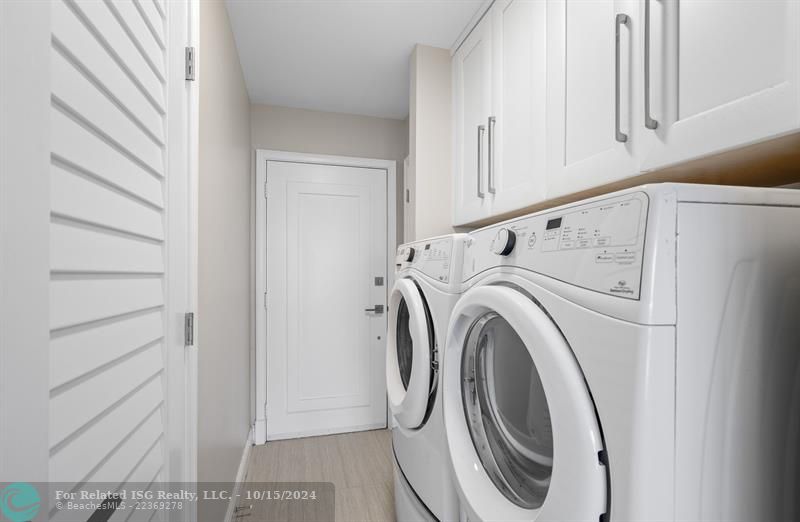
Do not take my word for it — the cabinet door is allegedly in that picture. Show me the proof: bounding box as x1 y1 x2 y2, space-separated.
642 0 800 170
453 14 493 226
546 0 641 199
489 0 548 215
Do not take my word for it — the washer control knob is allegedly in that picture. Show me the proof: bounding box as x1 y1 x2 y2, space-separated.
491 228 516 256
405 247 416 262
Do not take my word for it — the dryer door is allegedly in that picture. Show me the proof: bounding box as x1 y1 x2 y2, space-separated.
387 278 435 429
444 285 608 521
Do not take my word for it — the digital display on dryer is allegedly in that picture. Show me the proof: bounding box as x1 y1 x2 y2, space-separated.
546 217 562 230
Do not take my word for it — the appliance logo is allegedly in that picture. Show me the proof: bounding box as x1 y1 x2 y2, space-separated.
610 280 634 295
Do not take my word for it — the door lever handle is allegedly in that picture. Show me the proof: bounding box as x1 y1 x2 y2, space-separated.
364 305 384 314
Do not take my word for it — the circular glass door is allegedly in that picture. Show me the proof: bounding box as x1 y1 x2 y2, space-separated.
395 297 414 390
443 284 608 521
461 312 553 509
387 278 436 429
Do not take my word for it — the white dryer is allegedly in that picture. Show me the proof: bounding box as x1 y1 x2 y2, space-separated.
443 184 800 521
388 234 467 522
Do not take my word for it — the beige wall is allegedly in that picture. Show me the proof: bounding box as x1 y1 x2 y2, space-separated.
408 45 453 240
251 104 408 242
198 2 252 519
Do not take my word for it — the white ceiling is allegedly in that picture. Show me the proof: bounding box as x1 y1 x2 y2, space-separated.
225 0 484 120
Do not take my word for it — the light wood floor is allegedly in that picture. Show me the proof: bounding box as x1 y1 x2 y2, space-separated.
240 429 395 522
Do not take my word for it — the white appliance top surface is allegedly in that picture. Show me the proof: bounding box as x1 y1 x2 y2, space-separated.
501 184 800 225
656 182 800 206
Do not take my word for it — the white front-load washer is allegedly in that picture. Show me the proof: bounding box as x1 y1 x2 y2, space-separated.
443 184 800 521
388 234 467 522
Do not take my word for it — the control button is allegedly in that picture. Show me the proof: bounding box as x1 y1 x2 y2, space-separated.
561 240 575 250
491 228 516 256
594 237 610 247
527 233 537 248
595 253 614 263
405 247 416 262
615 252 636 264
577 239 592 249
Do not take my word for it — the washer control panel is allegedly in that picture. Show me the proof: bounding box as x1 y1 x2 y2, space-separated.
396 237 454 283
463 192 649 298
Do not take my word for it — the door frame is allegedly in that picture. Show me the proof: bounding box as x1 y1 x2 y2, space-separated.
0 0 51 482
254 149 397 444
165 0 200 496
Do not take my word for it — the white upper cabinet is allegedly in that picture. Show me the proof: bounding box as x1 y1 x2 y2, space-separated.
546 0 642 199
453 0 547 226
453 14 493 226
489 0 548 215
642 0 800 170
451 0 800 226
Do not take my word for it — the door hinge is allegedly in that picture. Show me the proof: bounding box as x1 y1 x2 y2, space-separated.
185 47 195 81
264 180 268 199
263 291 267 309
184 312 194 346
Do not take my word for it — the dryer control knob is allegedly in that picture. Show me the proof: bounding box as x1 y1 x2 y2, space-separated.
491 228 516 256
405 247 416 262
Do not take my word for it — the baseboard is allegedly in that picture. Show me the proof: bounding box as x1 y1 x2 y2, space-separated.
265 421 387 442
224 427 254 522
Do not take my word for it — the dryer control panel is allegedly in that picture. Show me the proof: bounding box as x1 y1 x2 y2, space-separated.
463 192 649 299
396 237 454 283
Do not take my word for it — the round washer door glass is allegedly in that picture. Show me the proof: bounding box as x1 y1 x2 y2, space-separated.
395 297 413 390
462 312 554 509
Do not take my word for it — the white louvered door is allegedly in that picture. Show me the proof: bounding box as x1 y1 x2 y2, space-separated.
48 0 196 519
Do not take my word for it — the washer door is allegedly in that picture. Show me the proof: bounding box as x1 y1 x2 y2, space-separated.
387 278 435 429
444 285 607 521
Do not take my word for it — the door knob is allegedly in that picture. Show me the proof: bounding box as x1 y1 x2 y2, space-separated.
364 305 384 314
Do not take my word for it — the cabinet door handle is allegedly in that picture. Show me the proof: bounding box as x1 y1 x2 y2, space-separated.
477 124 486 199
644 0 659 129
487 116 496 194
615 13 629 143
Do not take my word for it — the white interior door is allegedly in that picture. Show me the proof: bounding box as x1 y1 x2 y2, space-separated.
265 160 388 440
46 0 197 517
